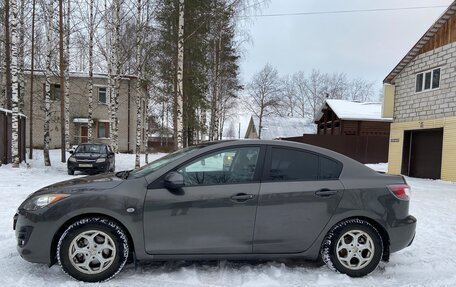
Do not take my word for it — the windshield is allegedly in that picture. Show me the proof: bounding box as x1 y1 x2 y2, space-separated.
75 144 107 154
130 146 201 177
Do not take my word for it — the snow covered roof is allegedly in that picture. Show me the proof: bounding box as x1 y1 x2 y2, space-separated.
0 107 26 118
315 99 393 122
249 116 316 140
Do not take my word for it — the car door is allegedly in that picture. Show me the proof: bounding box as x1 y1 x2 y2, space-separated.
144 145 265 254
252 146 344 253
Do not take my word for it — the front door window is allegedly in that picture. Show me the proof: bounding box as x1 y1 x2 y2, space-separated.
178 147 260 186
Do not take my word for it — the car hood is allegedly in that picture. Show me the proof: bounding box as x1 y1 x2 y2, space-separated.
32 173 123 196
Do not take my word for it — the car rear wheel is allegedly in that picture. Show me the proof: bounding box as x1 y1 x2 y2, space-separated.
57 217 129 282
321 218 383 277
67 169 74 175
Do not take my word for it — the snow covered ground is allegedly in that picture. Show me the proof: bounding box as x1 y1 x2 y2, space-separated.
0 151 456 286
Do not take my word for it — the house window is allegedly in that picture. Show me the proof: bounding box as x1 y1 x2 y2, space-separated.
97 121 110 138
416 68 440 92
98 87 109 104
50 84 61 101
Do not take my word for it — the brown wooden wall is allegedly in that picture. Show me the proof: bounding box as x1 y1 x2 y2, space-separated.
419 13 456 55
283 134 390 164
0 111 26 165
317 120 390 136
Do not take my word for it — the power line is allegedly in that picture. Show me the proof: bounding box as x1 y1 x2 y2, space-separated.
237 5 449 18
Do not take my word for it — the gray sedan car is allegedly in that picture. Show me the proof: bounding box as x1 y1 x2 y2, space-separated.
14 140 416 282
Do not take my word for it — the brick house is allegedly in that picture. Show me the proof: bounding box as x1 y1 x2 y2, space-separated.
383 2 456 180
24 71 147 153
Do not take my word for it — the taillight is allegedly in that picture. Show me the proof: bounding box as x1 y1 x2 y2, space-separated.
387 184 411 200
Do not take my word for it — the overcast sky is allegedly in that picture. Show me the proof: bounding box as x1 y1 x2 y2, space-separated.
239 0 454 92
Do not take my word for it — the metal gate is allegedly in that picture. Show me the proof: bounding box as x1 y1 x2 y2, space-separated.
401 128 443 179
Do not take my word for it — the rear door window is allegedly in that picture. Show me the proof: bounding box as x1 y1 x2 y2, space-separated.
267 147 342 181
268 148 319 181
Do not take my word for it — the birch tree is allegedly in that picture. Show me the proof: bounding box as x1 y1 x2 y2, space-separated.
88 0 94 142
110 0 121 153
58 0 66 162
43 1 53 166
10 0 19 167
28 0 36 159
134 0 142 168
64 0 70 149
175 0 184 149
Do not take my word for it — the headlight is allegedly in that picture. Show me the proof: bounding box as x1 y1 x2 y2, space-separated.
68 157 76 162
22 194 70 211
96 158 106 163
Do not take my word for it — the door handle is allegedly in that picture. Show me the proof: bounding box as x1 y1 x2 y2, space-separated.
230 193 255 202
315 189 338 197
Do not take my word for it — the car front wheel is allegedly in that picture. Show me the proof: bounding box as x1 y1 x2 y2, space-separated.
321 218 383 277
57 217 129 282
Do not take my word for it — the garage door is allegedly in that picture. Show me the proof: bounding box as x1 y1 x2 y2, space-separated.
402 128 443 179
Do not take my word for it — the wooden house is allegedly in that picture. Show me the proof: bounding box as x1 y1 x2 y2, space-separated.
314 99 392 136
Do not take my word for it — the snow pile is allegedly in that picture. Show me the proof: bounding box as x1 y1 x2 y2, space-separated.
0 153 456 286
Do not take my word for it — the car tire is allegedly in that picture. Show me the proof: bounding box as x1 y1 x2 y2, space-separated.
57 217 129 282
68 169 74 175
321 218 383 277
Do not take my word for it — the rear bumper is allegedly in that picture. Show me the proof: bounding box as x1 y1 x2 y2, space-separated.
388 215 417 253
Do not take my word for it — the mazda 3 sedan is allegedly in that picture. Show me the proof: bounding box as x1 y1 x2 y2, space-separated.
14 140 416 282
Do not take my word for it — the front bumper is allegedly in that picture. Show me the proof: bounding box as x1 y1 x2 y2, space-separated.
68 160 109 173
14 211 55 264
388 215 417 253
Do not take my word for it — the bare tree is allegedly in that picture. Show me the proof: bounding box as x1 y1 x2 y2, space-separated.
244 64 282 139
43 1 53 166
28 0 36 159
110 0 121 153
10 0 19 166
175 0 184 149
87 0 94 142
64 0 70 150
58 0 66 162
134 0 142 168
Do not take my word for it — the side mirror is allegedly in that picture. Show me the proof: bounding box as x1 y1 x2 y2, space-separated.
164 171 184 190
69 150 74 154
108 152 115 156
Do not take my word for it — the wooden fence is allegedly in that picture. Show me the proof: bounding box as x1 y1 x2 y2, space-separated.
283 134 390 164
0 110 26 165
